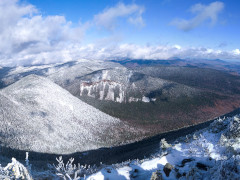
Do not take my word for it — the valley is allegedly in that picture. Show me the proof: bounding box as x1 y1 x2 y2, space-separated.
1 60 240 179
1 0 240 179
1 59 240 138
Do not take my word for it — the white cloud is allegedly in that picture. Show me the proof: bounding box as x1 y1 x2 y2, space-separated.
0 0 86 65
94 2 145 30
0 1 146 66
171 1 224 31
1 42 240 66
32 44 239 63
174 45 182 50
233 49 240 55
95 44 239 61
0 0 36 32
0 0 239 66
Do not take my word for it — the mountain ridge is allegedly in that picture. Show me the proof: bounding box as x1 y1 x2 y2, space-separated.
0 74 143 154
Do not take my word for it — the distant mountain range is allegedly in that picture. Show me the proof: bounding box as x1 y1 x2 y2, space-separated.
111 58 240 75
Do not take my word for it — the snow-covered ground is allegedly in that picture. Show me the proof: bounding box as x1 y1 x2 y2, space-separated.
1 112 240 179
85 115 240 180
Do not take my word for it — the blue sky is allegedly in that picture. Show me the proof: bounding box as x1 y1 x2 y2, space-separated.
0 0 239 65
26 0 240 49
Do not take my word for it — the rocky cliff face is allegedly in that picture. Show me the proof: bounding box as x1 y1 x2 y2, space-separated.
79 68 197 104
80 80 126 103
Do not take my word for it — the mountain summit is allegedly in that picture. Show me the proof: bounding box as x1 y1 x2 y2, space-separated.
0 75 140 154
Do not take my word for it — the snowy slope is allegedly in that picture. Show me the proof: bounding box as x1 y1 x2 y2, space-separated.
1 60 122 89
86 115 240 180
1 110 240 179
0 75 141 154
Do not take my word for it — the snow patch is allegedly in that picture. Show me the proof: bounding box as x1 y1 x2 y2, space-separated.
102 70 109 80
128 97 141 102
142 96 150 103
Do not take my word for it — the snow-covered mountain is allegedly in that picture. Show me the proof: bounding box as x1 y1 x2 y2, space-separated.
0 60 122 89
2 60 240 143
0 75 142 154
0 61 199 103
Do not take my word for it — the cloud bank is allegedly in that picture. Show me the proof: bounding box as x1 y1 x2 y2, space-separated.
0 0 239 66
0 0 86 66
55 44 240 62
171 1 224 31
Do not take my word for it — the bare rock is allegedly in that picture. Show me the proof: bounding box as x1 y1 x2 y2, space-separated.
163 163 174 177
